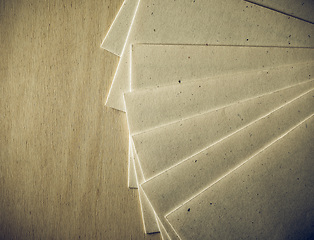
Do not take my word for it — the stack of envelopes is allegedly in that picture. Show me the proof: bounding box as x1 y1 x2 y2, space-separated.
101 0 314 239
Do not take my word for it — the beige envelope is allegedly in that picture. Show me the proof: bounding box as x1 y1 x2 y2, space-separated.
106 0 314 111
101 0 140 56
246 0 314 23
137 81 314 238
126 62 314 136
166 115 314 240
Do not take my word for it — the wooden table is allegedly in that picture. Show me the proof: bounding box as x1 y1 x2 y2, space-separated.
0 0 160 239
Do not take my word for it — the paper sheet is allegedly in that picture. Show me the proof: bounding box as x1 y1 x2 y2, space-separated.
101 0 140 56
131 44 314 91
166 116 314 240
106 0 314 111
246 0 314 24
137 81 314 238
125 62 314 135
128 143 160 234
128 62 313 234
132 140 160 234
156 218 171 240
128 140 137 188
141 88 314 239
134 80 314 180
101 0 140 189
127 44 314 192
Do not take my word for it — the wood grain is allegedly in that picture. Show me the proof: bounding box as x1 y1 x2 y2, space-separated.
0 0 160 239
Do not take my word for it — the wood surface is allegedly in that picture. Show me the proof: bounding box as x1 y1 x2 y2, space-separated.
0 0 160 239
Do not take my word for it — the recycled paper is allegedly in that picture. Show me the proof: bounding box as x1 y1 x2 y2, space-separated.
157 218 171 240
246 0 314 23
166 116 314 240
128 140 137 189
127 62 313 235
106 0 314 111
131 44 314 91
101 0 140 56
132 140 160 234
126 45 314 191
142 88 314 239
125 62 314 135
134 80 314 180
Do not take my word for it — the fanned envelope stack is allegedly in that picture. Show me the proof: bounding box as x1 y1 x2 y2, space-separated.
101 0 314 239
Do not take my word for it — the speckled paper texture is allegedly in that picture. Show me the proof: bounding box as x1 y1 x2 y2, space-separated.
126 44 314 192
128 140 137 189
106 0 314 111
102 0 140 190
246 0 314 23
131 140 160 234
156 218 171 240
125 62 314 135
131 139 162 234
141 88 314 239
166 115 314 240
134 80 314 180
127 61 309 235
131 45 314 91
101 0 140 56
127 45 314 190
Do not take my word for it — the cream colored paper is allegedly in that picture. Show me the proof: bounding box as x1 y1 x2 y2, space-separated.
246 0 314 23
127 45 314 190
132 140 160 234
133 140 171 237
126 62 314 135
131 44 314 91
166 116 314 240
100 0 140 56
128 140 137 189
127 45 314 192
134 80 314 180
128 61 313 231
156 218 171 240
141 88 314 240
106 0 314 111
127 45 314 189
